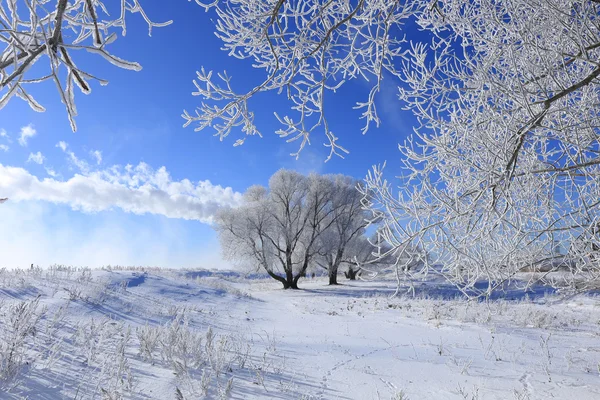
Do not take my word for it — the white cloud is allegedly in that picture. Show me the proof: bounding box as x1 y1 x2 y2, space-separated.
90 150 102 165
0 162 242 223
0 129 10 151
18 124 36 147
67 151 90 173
27 151 45 165
56 141 68 152
56 141 90 173
46 168 58 178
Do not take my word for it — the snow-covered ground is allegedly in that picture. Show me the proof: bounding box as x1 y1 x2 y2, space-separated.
0 267 599 399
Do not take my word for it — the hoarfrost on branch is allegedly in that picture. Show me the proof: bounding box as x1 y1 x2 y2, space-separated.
0 0 171 130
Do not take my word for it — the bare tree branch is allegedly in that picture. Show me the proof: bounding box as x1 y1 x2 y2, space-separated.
0 0 172 130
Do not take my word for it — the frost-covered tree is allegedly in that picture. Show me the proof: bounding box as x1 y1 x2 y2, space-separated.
188 0 600 294
0 0 171 130
342 235 392 281
215 170 376 288
340 236 374 280
315 175 367 285
359 1 600 295
215 170 335 289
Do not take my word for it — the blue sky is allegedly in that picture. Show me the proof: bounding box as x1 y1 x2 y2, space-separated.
0 2 414 269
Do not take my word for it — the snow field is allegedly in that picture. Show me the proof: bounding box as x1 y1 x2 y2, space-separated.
0 266 599 399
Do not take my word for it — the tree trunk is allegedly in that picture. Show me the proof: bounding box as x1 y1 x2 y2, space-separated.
328 249 344 285
285 268 295 289
291 270 303 289
291 251 312 290
328 263 339 285
345 268 360 280
266 269 291 289
328 274 338 285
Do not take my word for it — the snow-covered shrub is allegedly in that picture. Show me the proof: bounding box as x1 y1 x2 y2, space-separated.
98 325 135 399
0 296 45 388
136 323 161 363
159 311 204 372
74 318 110 366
